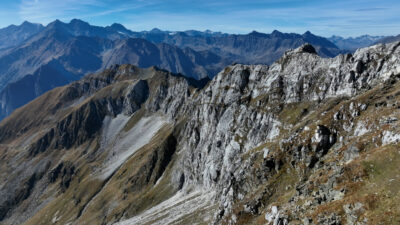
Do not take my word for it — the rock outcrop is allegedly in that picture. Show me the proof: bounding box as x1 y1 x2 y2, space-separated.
1 42 400 225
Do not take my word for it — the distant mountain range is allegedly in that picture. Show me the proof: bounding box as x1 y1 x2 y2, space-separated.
115 26 346 64
376 34 400 44
0 20 232 120
0 21 44 50
0 19 388 120
328 35 386 51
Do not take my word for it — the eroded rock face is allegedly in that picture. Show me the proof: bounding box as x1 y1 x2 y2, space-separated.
176 45 391 182
48 161 76 192
28 80 149 156
172 42 400 224
2 42 400 225
313 125 336 154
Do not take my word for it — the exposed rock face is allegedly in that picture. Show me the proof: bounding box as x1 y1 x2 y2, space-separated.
176 41 399 193
48 161 76 191
0 19 346 121
1 42 400 225
28 78 150 156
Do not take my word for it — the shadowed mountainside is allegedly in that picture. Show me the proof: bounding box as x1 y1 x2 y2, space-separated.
0 21 44 50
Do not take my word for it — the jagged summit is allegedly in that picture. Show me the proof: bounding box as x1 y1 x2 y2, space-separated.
149 28 164 33
249 30 269 37
271 29 285 38
271 29 283 35
69 18 90 27
109 23 128 31
294 43 318 54
20 21 40 27
46 19 90 27
0 19 44 50
48 19 63 26
279 43 319 60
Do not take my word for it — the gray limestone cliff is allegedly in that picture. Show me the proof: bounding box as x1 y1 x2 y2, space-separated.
1 42 400 225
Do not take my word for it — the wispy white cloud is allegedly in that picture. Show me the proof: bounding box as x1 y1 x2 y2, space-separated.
18 0 158 24
123 0 400 37
355 7 387 12
19 0 101 23
79 1 159 19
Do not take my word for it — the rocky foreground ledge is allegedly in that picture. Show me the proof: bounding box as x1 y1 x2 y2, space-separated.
0 42 400 225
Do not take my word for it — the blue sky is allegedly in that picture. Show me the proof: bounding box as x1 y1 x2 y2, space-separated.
0 0 399 37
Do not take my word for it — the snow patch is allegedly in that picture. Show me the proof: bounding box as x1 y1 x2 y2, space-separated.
99 116 168 179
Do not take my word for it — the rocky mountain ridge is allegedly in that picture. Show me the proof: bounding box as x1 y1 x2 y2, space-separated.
0 32 222 120
0 19 349 121
1 41 400 224
0 21 44 50
131 29 346 64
